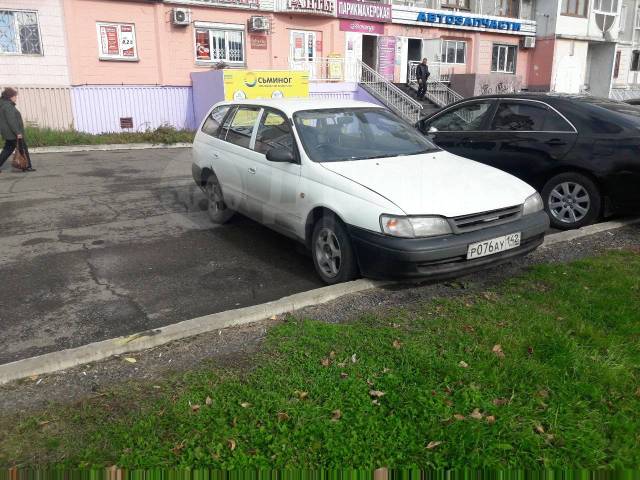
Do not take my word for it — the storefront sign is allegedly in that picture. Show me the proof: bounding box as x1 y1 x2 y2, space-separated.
339 19 385 34
377 36 395 81
416 12 521 31
173 0 260 9
223 70 309 100
250 35 268 49
337 0 391 22
286 0 334 14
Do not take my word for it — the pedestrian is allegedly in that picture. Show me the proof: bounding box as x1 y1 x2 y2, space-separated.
415 58 430 100
0 87 35 173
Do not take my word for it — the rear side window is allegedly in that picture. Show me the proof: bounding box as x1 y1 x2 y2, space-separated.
429 101 493 132
254 111 294 155
491 102 573 132
225 107 260 149
201 105 231 137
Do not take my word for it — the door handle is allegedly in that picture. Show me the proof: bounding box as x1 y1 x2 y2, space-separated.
545 139 567 146
248 167 256 174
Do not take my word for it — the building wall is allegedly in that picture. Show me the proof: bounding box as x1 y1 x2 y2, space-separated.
551 38 589 93
0 0 70 87
527 36 554 90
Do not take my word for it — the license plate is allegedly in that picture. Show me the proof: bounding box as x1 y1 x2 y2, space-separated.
467 232 521 260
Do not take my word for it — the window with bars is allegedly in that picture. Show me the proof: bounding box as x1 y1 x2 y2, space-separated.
0 10 42 55
441 40 466 64
561 0 589 17
491 44 517 73
195 27 245 64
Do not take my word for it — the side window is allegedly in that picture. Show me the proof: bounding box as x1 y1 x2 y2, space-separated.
201 105 231 137
491 102 573 132
429 102 493 132
225 107 260 149
254 111 294 155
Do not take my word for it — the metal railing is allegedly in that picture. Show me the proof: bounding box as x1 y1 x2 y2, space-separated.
407 61 463 108
289 57 423 123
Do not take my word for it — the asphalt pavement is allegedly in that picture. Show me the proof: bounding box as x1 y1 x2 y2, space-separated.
0 148 322 365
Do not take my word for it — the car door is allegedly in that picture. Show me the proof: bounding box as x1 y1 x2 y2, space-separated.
481 100 578 187
245 108 302 236
195 104 236 194
216 106 262 214
419 100 497 162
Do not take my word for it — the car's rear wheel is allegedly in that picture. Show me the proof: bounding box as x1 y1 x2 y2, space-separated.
311 215 359 284
541 172 601 230
205 173 234 224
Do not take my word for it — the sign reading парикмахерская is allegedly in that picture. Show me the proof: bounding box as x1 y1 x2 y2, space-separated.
392 6 536 35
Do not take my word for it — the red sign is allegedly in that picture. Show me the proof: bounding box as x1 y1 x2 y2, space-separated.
337 0 391 22
195 30 211 60
339 19 385 34
102 26 119 55
250 35 268 49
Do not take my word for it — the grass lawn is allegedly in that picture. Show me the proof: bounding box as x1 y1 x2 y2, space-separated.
1 250 639 469
26 126 194 148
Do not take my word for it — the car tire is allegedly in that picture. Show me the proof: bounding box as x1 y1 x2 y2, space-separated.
541 172 601 230
205 173 234 224
311 214 359 285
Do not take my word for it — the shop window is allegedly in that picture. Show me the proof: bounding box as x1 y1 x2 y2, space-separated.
195 26 245 64
96 22 138 60
613 51 621 78
0 10 41 55
441 40 466 64
491 44 517 74
561 0 589 17
631 50 640 71
594 0 618 12
254 111 294 156
440 0 469 10
495 0 520 17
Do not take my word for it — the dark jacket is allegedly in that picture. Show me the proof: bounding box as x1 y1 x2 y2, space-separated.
416 63 430 82
0 98 24 141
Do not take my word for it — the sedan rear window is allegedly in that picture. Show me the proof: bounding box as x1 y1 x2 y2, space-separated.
293 108 438 162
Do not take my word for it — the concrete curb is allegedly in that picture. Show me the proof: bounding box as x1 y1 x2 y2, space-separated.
30 143 192 154
1 216 638 385
541 217 640 247
0 278 388 385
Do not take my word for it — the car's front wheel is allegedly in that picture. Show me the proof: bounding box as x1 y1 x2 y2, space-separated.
311 215 359 285
541 172 601 230
205 173 234 224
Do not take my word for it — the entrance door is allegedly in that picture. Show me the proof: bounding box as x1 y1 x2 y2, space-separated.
362 35 377 69
290 30 317 78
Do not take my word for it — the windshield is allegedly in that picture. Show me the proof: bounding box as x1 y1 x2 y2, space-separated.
293 108 438 162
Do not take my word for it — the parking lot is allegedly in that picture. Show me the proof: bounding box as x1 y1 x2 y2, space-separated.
0 148 326 365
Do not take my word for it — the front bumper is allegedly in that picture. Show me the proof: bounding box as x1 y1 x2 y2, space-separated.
348 210 549 280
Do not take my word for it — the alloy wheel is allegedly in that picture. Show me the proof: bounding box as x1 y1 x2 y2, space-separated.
314 227 342 279
207 179 226 215
548 181 591 224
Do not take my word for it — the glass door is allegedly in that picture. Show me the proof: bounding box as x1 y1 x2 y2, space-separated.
290 30 318 78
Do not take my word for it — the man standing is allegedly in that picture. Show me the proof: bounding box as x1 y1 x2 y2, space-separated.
0 87 35 173
415 58 430 100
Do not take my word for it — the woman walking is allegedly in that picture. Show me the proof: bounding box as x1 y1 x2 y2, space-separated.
0 87 35 173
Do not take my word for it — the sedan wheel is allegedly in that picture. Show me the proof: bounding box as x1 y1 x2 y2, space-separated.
542 173 601 230
311 215 359 284
205 174 234 224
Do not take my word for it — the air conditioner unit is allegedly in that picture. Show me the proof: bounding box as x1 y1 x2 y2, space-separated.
248 16 270 32
522 36 536 48
172 8 191 26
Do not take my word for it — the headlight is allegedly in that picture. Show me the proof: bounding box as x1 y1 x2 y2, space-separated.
380 215 452 238
522 192 544 216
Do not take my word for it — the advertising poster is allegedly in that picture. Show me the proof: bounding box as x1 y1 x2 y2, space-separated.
119 25 135 57
377 36 396 81
196 30 211 60
100 25 119 56
223 70 310 100
250 35 268 49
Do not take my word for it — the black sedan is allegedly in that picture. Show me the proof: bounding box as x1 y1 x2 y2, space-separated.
417 94 640 229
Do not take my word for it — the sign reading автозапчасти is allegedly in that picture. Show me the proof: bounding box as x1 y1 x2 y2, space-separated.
416 11 521 31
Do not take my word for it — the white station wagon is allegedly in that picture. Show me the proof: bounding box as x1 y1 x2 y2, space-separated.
192 99 549 284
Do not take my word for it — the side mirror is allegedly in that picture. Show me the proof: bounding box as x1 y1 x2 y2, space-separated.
428 126 438 133
266 147 295 163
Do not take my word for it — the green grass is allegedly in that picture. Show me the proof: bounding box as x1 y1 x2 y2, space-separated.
25 125 194 148
1 250 639 469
